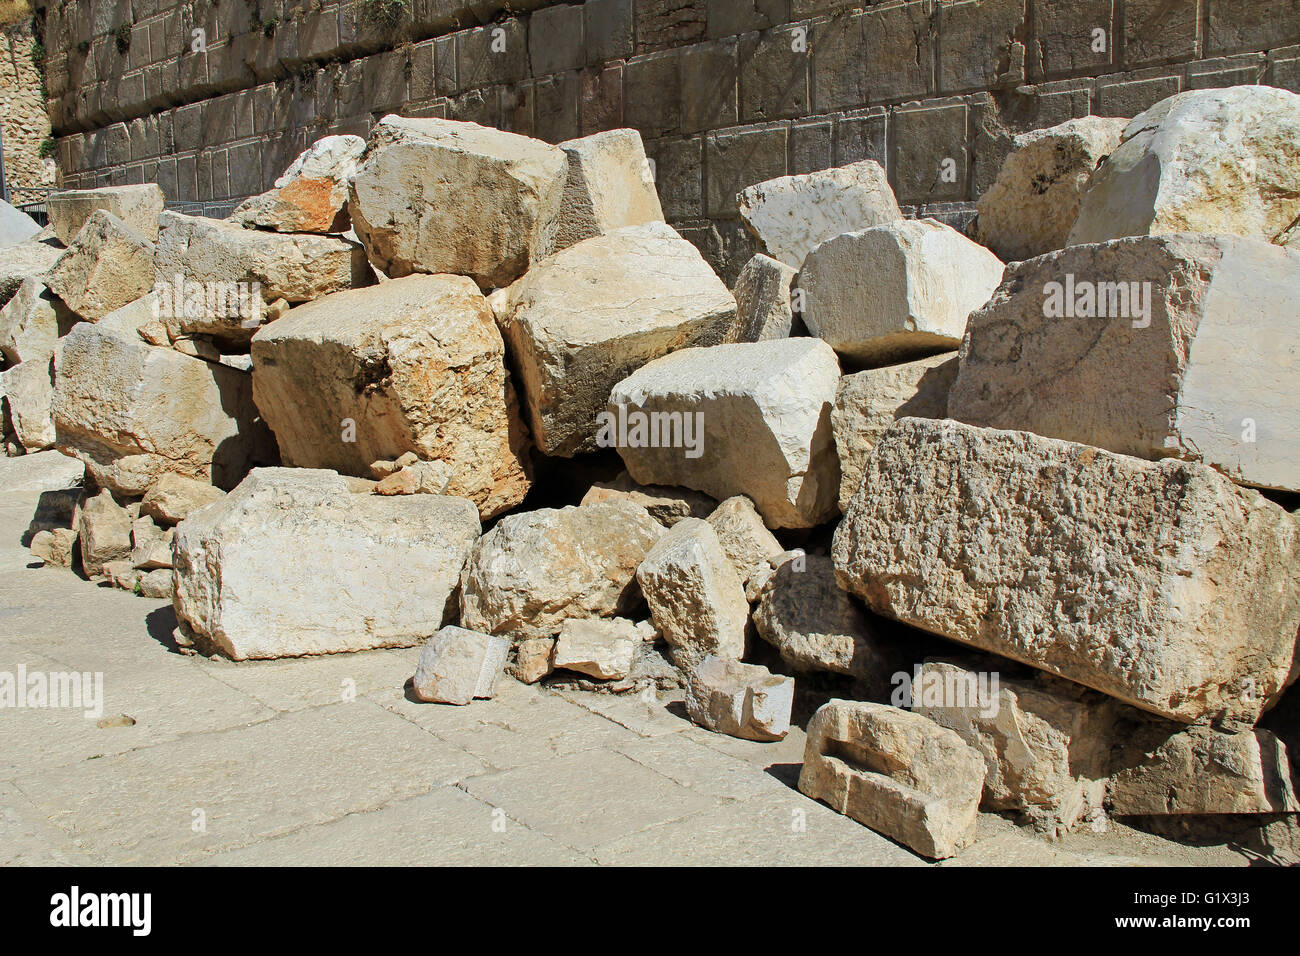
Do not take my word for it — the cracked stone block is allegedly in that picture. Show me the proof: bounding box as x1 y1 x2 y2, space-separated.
798 699 987 859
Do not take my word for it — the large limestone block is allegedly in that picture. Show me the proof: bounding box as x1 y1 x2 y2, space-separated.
948 235 1300 493
798 700 986 859
729 253 799 343
799 218 1004 365
684 656 794 742
0 278 64 366
45 210 155 321
0 450 83 494
46 184 166 244
635 518 748 671
0 449 83 493
349 115 568 287
153 211 371 343
0 237 64 308
914 659 1118 835
413 626 510 704
1069 87 1300 247
459 501 664 640
975 117 1128 261
1 359 55 451
753 554 910 694
52 318 272 496
833 353 958 511
1108 722 1299 816
833 418 1300 724
608 339 840 529
250 274 531 520
0 198 41 247
77 489 132 578
173 469 482 660
737 160 902 269
499 222 738 457
232 135 365 234
550 129 664 253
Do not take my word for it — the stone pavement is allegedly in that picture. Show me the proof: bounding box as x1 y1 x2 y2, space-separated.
0 471 1286 866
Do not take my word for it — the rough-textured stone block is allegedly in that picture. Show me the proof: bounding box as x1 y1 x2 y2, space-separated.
799 700 987 859
610 338 841 528
949 235 1300 493
832 353 958 512
173 469 482 660
833 418 1300 724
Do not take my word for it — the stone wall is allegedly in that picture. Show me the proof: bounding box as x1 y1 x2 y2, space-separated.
1 17 57 206
38 0 1300 282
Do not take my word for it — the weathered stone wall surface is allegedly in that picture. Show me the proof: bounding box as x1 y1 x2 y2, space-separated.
38 0 1300 281
1 17 57 205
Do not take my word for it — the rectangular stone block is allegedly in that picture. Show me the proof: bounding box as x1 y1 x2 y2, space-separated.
1094 71 1181 117
1030 0 1114 80
705 124 789 217
863 0 933 102
740 26 810 121
833 418 1300 725
635 0 707 54
707 0 787 39
530 3 586 77
890 101 968 204
936 0 1026 93
682 39 739 133
1185 54 1267 89
581 61 625 134
789 119 832 174
646 135 703 219
835 107 887 167
585 0 635 64
813 12 866 111
457 20 529 91
625 51 682 136
1205 0 1300 57
534 72 582 143
1122 0 1200 68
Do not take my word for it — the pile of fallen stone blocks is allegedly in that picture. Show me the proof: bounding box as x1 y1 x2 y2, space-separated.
4 83 1298 861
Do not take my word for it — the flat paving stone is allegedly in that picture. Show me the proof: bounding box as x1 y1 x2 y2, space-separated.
592 788 927 866
11 701 490 864
463 749 722 854
0 780 96 865
202 786 592 867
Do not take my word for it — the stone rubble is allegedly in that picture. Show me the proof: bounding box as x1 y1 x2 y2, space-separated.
497 221 738 457
13 89 1300 859
799 218 1005 366
413 626 511 705
684 656 795 742
45 210 155 321
949 234 1300 493
349 115 568 287
635 517 750 671
45 184 166 245
799 700 987 859
172 469 482 660
1069 86 1300 247
974 117 1128 261
231 135 366 235
609 338 841 529
737 160 902 269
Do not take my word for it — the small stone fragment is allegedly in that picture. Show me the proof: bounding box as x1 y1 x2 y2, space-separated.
413 626 510 705
684 656 794 741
